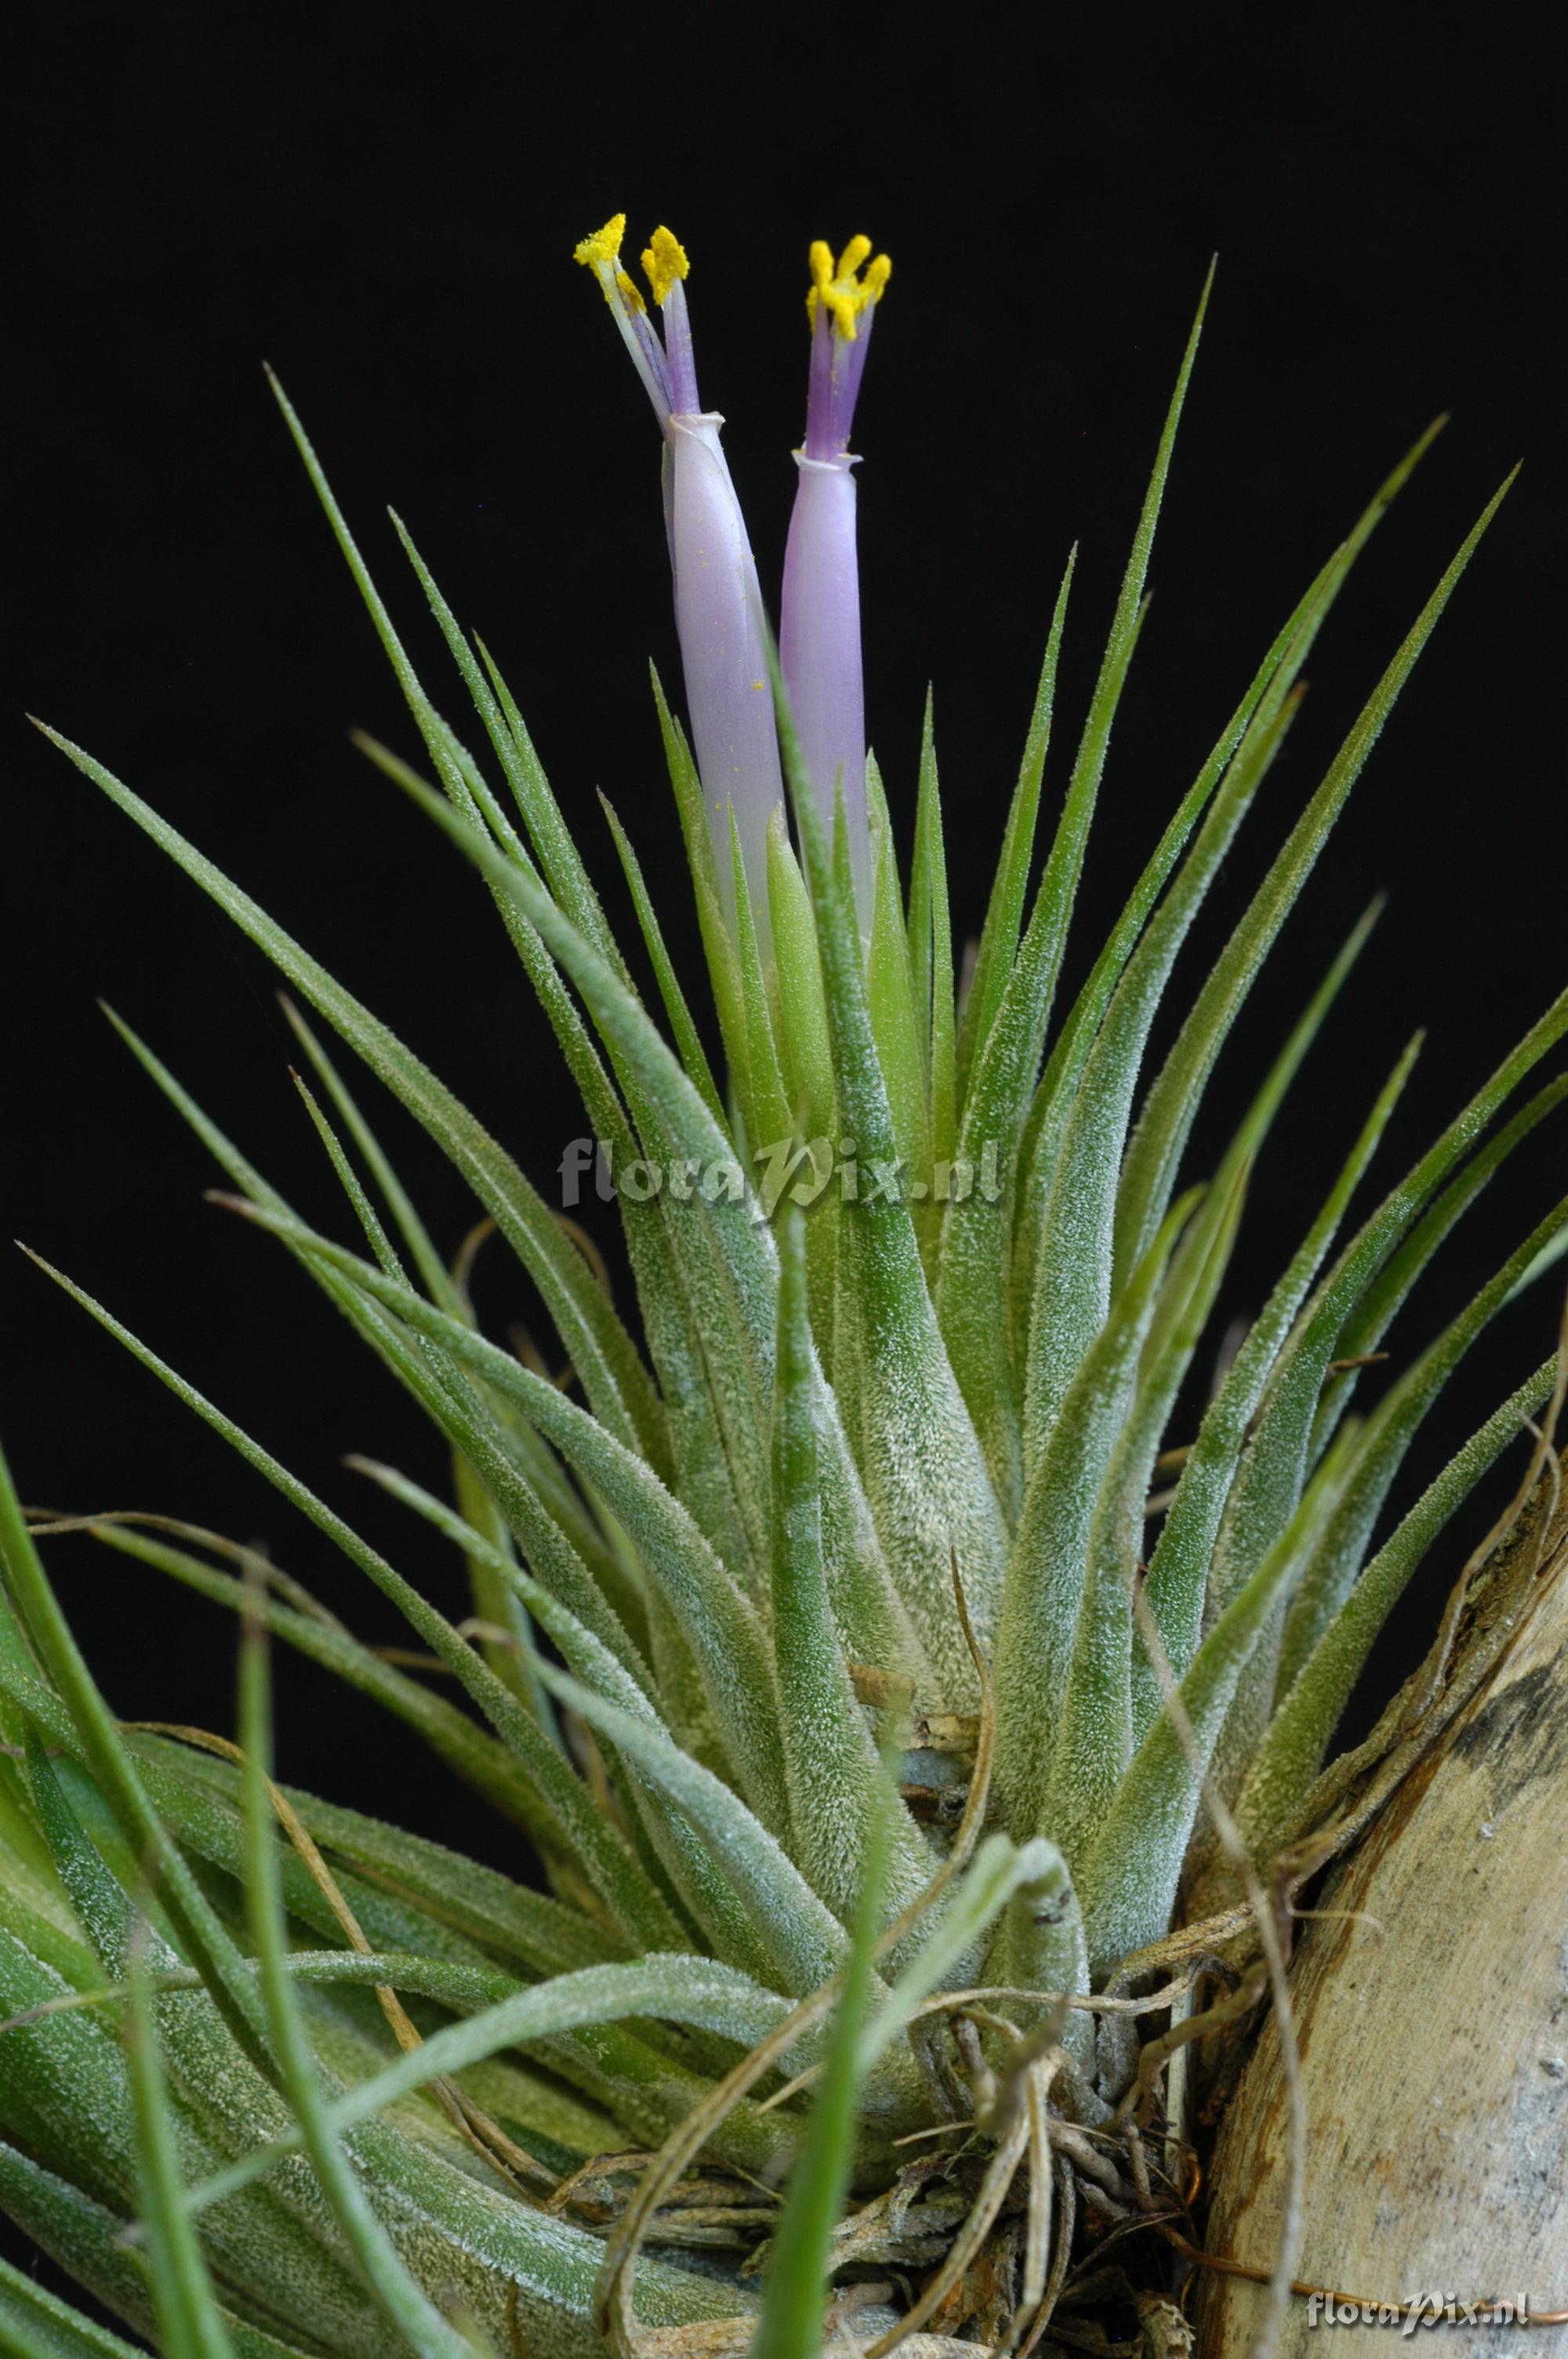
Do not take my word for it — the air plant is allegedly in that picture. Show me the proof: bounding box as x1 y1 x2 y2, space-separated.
2 212 1563 2359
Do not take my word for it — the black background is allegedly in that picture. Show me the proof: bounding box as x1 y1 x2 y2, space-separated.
2 2 1563 2302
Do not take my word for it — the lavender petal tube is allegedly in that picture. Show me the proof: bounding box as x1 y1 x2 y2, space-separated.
668 410 783 928
781 446 867 912
576 217 783 939
779 238 890 925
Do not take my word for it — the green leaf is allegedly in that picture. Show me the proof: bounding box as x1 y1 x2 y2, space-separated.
277 996 459 1313
864 757 932 1243
1112 466 1519 1285
1018 656 1308 1489
1204 978 1568 1653
525 1663 852 2005
1308 1073 1568 1465
781 725 1006 1711
215 1195 789 1835
1277 1184 1568 1694
765 808 841 1358
938 576 1112 1516
37 722 667 1474
730 808 793 1158
379 741 787 1585
388 512 625 975
0 2252 151 2359
1236 1354 1561 1856
1131 1033 1423 1742
953 551 1076 1104
1076 1421 1364 1975
123 1933 238 2359
992 1190 1204 1846
0 1438 274 2081
16 1256 680 1954
345 1453 789 1986
82 1517 571 1849
104 1737 789 2180
907 693 957 1183
9 1747 383 2357
768 1208 932 1925
1040 1158 1250 1872
1012 416 1447 1361
238 1593 511 2359
863 1832 1072 2070
651 667 753 1104
184 1952 797 2219
598 794 725 1125
748 1770 893 2359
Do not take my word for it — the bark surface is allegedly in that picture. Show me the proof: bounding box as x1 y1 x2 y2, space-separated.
1196 1485 1568 2355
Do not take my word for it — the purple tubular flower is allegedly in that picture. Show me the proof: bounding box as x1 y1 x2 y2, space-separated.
575 215 782 933
779 236 891 923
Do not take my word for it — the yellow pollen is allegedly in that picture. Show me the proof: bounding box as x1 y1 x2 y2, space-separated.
573 213 626 271
641 224 690 307
804 232 891 341
615 268 647 314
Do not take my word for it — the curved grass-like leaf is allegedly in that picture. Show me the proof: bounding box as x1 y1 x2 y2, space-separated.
993 1192 1204 1846
1013 413 1446 1347
1307 1073 1568 1466
1076 1423 1364 1974
1131 1034 1424 1743
865 763 933 1241
1021 665 1308 1478
1276 1187 1568 1693
0 2251 158 2359
598 794 724 1125
378 740 789 1586
1203 981 1568 1646
1040 1159 1250 1871
1236 1353 1560 1856
782 726 1005 1708
14 1259 680 1955
1009 553 1330 1371
768 1209 933 1924
747 1774 892 2359
237 1590 561 2359
522 1663 852 2006
213 1198 789 1836
906 693 957 1191
1112 467 1519 1286
951 584 1071 1108
937 555 1085 1515
123 1936 239 2359
650 671 752 1124
343 1456 793 1990
387 510 623 978
34 723 666 1477
0 1441 275 2080
184 1951 798 2220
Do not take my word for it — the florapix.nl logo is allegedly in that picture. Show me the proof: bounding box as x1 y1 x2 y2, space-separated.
558 1135 1007 1220
1305 2291 1536 2334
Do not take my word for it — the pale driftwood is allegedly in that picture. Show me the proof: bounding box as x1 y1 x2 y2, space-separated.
1196 1492 1568 2356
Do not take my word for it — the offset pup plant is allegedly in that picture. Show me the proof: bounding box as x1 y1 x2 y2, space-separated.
2 214 1565 2359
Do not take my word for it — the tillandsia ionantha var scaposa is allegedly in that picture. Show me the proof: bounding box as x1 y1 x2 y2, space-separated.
1 212 1564 2359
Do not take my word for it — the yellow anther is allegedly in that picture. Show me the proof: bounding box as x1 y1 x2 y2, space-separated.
615 269 647 314
641 225 690 307
804 234 891 340
573 213 626 271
